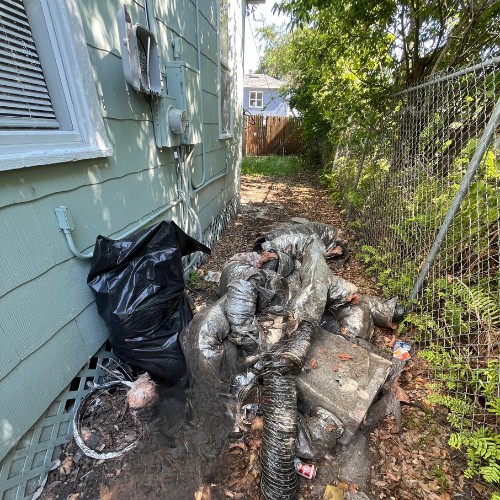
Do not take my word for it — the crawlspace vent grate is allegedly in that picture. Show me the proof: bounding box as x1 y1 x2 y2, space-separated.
0 345 117 500
183 194 240 278
203 194 240 251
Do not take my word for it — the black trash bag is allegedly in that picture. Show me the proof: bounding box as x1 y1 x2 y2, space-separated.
296 407 344 460
87 220 210 382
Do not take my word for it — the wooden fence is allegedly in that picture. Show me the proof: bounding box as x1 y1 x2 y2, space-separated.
243 115 302 156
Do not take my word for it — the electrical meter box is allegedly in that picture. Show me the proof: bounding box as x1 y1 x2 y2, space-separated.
152 86 180 148
164 61 201 145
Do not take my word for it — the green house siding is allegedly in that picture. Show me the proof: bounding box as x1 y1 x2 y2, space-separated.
0 0 244 461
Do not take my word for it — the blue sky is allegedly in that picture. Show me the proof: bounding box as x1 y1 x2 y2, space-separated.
244 3 288 74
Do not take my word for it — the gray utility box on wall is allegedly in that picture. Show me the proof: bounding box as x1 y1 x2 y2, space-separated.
153 61 201 148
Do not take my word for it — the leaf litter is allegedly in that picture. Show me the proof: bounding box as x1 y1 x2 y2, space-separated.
41 168 490 499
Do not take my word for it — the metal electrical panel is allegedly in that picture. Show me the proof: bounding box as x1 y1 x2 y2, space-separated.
152 77 181 148
164 61 201 145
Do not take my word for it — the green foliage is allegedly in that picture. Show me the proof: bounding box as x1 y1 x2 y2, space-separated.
359 245 416 299
241 155 304 178
275 0 500 80
187 272 199 286
449 427 500 484
421 349 500 487
258 1 500 493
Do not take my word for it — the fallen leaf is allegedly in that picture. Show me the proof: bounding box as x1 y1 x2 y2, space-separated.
336 482 349 490
251 416 263 432
229 442 247 452
59 456 73 476
392 381 410 403
309 358 319 369
473 482 485 493
327 245 344 256
386 335 396 348
332 363 341 372
338 354 353 361
385 472 400 482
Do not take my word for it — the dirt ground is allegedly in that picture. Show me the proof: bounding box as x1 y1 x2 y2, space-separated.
41 169 490 500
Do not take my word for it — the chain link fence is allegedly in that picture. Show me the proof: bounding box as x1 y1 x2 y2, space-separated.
333 59 500 441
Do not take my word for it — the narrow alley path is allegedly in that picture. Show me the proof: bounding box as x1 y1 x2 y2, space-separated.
42 163 480 500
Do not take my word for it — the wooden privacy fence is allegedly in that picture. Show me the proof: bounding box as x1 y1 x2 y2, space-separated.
244 115 302 156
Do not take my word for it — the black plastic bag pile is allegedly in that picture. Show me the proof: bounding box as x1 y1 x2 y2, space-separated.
87 221 210 382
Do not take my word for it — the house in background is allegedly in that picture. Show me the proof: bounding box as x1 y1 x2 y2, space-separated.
0 0 258 497
243 72 291 116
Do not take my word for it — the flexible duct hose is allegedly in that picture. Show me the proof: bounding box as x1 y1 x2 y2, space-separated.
261 321 315 375
261 373 299 500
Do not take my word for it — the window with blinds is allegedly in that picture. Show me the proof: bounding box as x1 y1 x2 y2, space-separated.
0 0 58 129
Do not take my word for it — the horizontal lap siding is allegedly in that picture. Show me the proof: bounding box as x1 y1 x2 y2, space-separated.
0 0 243 461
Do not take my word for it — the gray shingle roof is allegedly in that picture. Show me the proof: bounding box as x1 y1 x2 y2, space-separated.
243 73 283 89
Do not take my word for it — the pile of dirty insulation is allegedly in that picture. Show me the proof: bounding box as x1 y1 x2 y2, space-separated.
41 171 485 500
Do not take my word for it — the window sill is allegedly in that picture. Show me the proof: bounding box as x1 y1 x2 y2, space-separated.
219 133 234 140
0 145 113 171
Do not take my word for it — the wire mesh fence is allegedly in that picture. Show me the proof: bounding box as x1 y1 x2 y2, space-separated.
335 58 500 441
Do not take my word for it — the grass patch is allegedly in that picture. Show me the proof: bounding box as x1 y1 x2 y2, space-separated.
242 155 303 177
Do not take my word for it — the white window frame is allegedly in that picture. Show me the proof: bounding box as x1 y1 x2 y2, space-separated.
218 0 233 139
0 0 111 171
249 90 263 108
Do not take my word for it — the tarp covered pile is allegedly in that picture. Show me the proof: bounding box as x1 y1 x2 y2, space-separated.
180 221 405 500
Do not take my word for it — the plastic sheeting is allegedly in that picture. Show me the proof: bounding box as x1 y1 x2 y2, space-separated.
258 222 342 251
218 262 263 297
257 269 290 313
320 311 341 334
261 233 312 261
228 252 261 267
225 279 259 346
291 237 332 324
172 216 405 499
327 276 358 309
336 303 375 341
276 251 295 278
296 407 344 460
87 220 210 381
359 295 397 328
180 297 238 384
